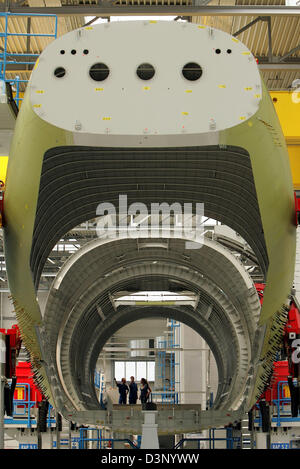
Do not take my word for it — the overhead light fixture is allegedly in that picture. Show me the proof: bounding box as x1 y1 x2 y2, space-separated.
84 16 184 25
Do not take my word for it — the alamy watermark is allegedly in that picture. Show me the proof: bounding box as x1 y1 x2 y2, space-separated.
95 195 205 249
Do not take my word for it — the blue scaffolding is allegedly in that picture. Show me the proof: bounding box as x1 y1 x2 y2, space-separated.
4 382 56 428
156 319 180 404
255 380 300 428
174 428 241 449
77 428 138 449
0 12 57 107
94 369 106 408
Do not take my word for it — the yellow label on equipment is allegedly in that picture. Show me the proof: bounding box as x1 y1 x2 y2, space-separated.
218 85 226 88
244 87 253 91
102 117 111 121
186 90 193 93
182 112 189 115
16 387 24 400
35 90 44 94
95 88 104 91
33 104 41 108
143 87 150 91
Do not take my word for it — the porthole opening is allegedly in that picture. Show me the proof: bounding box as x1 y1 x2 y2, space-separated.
136 63 155 81
71 49 77 55
83 49 89 55
215 49 221 54
89 63 110 81
227 49 232 54
54 67 66 78
60 50 65 55
182 62 202 81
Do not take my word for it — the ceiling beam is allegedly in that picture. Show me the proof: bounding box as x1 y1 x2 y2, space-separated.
279 43 300 62
1 5 300 17
258 63 300 70
233 16 266 37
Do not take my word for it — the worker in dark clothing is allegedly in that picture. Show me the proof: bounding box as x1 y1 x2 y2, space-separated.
139 378 152 404
114 377 129 404
129 376 138 404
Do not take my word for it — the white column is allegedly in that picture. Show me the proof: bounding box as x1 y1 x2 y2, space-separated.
179 325 217 448
256 432 268 449
140 411 159 449
179 324 204 405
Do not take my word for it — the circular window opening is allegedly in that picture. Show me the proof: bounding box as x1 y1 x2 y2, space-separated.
89 63 110 81
227 49 232 54
60 50 65 55
136 63 155 80
215 49 221 54
182 62 202 81
71 49 77 55
83 49 89 55
54 67 66 78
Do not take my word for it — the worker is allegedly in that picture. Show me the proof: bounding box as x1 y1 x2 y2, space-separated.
114 377 129 404
129 376 138 404
139 378 152 404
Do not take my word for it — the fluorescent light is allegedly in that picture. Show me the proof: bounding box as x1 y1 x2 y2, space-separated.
84 16 185 25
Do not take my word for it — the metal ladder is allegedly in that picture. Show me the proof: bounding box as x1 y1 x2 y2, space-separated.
241 415 252 449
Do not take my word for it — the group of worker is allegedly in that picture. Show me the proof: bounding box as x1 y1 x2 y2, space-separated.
114 376 152 405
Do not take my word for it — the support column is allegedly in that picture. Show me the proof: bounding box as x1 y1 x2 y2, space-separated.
179 324 205 405
179 325 213 448
140 411 159 449
256 432 268 449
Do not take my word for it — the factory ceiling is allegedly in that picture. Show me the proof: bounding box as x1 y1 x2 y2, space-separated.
0 0 299 90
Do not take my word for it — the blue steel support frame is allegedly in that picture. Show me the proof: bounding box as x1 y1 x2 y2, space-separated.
254 380 300 429
0 12 57 107
4 382 55 428
78 428 138 449
156 319 180 404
